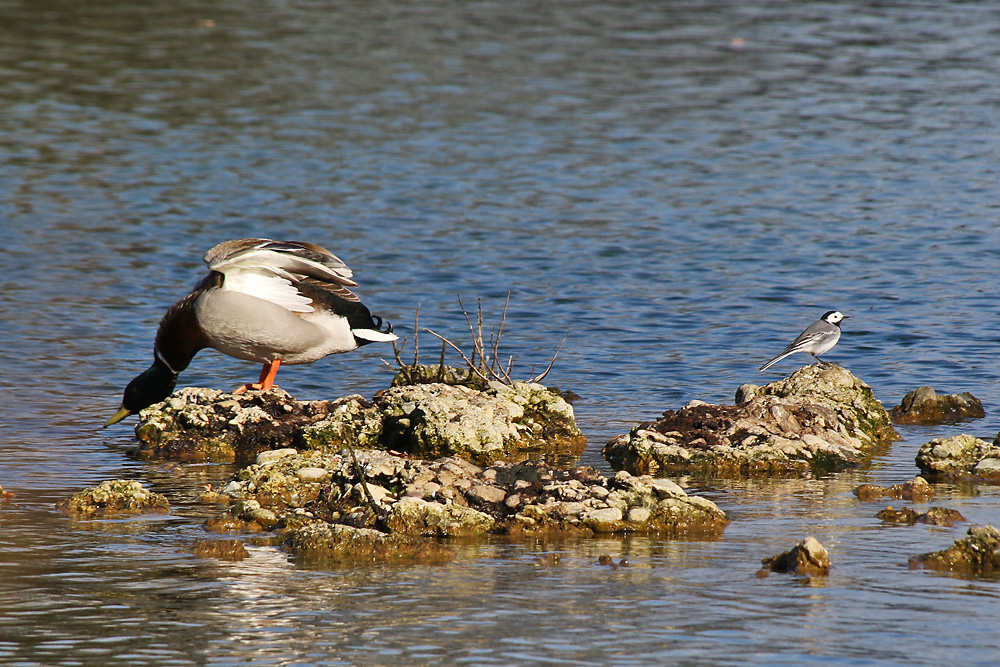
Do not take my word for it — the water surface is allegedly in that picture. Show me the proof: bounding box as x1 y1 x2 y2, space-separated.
2 1 1000 664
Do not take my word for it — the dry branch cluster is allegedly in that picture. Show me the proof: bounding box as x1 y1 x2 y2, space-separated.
390 294 567 386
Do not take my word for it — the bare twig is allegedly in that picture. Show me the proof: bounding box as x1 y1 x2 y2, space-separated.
492 292 511 379
341 429 389 532
528 328 571 383
424 328 494 383
456 294 485 371
398 293 566 387
437 339 446 382
412 305 420 366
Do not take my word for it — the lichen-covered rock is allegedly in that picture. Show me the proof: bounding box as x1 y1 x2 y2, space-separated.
915 434 1000 481
60 479 169 516
890 386 985 425
131 370 584 467
604 364 898 477
133 387 367 463
209 450 728 542
373 380 584 466
909 525 1000 576
285 521 456 566
759 536 830 576
385 497 495 537
854 476 935 502
876 506 965 526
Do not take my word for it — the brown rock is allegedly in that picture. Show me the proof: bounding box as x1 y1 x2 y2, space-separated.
760 536 830 576
285 521 456 566
853 476 935 502
890 386 985 425
877 506 965 526
910 525 1000 576
190 539 250 561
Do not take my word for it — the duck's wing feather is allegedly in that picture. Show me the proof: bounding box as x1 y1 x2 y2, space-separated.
204 238 364 304
204 238 360 288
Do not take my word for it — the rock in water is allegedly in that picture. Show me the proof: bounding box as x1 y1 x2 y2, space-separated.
910 525 1000 576
890 386 984 425
760 536 830 576
604 364 898 477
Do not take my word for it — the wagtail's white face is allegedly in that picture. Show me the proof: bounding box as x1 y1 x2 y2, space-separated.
822 310 847 325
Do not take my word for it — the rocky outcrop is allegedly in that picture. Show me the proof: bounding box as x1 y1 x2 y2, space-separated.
890 386 984 425
758 536 830 577
603 365 898 477
60 479 169 516
203 447 728 564
915 434 1000 481
369 379 584 466
909 525 1000 576
131 366 585 467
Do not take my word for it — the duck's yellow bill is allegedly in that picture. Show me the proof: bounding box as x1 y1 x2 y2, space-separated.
103 406 132 428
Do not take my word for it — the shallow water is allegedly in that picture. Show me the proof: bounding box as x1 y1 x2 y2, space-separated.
3 0 1000 664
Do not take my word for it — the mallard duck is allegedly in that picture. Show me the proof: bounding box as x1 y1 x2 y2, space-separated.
105 238 398 426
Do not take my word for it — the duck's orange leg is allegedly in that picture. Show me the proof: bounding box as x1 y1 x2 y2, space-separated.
233 360 282 394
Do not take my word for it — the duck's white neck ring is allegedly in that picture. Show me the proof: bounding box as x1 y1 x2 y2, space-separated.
155 349 179 376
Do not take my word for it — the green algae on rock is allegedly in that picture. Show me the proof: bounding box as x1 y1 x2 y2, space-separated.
603 364 899 477
915 434 1000 481
889 386 985 425
909 525 1000 577
60 479 169 516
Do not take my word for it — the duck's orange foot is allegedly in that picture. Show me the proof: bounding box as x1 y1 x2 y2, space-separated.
233 360 282 394
232 382 281 395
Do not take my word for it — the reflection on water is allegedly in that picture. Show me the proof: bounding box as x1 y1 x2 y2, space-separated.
3 0 1000 664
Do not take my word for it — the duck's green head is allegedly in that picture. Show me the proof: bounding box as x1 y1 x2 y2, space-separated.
104 360 178 427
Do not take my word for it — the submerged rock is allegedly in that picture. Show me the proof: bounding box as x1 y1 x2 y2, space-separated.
876 506 966 526
131 367 585 467
759 536 830 577
915 434 1000 481
189 539 250 561
890 386 985 425
853 476 935 502
604 364 898 477
286 522 456 566
60 479 169 516
910 525 1000 576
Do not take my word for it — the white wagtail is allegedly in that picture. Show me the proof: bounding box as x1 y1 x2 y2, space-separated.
759 310 848 371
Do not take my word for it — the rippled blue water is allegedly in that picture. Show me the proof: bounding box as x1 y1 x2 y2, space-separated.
3 0 1000 664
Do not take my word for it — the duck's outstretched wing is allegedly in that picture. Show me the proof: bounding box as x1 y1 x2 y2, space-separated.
204 238 362 303
205 238 358 286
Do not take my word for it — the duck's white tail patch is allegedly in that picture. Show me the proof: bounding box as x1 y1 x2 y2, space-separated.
353 328 399 342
